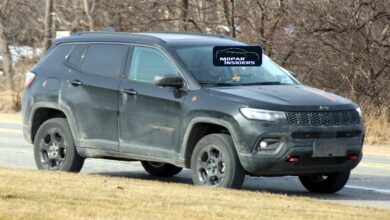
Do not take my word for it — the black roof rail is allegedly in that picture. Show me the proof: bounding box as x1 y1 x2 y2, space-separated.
71 31 166 43
139 31 234 40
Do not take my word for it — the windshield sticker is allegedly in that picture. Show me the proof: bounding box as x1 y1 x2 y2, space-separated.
213 46 262 66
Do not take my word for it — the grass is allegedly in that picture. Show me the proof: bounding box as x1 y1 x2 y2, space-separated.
364 108 390 145
0 168 389 220
0 90 21 113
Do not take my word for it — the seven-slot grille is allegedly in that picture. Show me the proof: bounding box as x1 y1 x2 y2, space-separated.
286 110 359 126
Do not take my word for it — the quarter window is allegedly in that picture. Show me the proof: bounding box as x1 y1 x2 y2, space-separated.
129 46 178 83
67 45 87 67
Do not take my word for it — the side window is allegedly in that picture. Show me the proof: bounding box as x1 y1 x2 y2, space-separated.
38 44 72 66
78 44 128 78
67 45 88 67
129 46 177 83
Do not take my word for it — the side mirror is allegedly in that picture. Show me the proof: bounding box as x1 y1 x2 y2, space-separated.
154 74 184 88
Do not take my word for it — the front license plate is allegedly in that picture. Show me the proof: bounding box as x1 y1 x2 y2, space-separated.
313 141 347 157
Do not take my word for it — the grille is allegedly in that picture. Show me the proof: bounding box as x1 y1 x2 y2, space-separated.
291 132 322 139
291 131 361 139
286 110 359 126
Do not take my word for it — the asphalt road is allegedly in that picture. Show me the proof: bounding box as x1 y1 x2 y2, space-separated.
1 121 389 209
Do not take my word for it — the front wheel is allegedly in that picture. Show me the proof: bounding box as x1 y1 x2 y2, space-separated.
34 118 84 172
191 134 245 189
141 161 182 177
299 171 350 193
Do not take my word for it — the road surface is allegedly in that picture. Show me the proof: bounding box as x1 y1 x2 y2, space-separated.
0 121 389 209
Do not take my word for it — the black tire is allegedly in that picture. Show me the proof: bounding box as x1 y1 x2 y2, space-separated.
191 134 245 189
299 171 350 193
141 161 183 177
34 118 84 172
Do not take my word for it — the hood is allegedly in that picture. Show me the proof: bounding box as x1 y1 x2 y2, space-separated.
209 85 357 111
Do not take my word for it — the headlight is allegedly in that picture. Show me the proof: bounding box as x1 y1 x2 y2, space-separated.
356 107 363 118
240 108 286 121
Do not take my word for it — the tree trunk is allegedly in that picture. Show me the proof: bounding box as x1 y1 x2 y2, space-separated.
181 0 189 31
229 0 235 38
83 0 94 31
0 20 14 90
222 0 235 37
42 0 54 54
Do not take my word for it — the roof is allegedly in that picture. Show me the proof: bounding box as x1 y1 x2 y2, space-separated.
54 32 245 47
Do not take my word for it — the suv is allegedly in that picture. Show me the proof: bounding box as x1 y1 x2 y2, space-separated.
22 32 364 193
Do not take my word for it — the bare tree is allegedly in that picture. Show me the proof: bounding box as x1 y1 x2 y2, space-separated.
42 0 54 53
0 0 15 90
83 0 95 31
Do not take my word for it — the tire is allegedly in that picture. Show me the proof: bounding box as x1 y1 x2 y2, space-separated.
299 171 350 193
34 118 84 172
141 161 182 177
191 134 245 189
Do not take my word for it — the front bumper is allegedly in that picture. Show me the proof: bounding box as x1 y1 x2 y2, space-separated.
236 123 364 176
239 144 362 176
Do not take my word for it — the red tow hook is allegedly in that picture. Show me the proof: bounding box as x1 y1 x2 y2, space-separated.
348 153 359 161
287 156 300 163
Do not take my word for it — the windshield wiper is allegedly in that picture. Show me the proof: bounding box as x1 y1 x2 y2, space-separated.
240 81 284 86
198 81 235 86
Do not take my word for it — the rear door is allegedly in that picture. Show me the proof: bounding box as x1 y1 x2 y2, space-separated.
118 45 186 158
60 43 129 151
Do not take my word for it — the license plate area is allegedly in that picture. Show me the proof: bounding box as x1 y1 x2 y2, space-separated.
313 140 347 157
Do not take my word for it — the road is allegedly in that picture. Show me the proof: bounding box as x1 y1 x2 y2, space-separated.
1 121 389 209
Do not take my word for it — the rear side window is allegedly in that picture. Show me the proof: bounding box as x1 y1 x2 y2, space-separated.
67 44 129 78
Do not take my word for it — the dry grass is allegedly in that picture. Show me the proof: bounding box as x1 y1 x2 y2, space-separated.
364 108 390 145
0 90 21 113
0 168 389 220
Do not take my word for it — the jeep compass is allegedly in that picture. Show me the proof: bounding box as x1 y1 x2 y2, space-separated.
22 32 365 193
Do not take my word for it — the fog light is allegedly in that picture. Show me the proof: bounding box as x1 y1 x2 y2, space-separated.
260 141 268 149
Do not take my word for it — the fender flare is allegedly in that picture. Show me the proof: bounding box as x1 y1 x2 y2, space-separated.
28 102 80 146
179 116 243 167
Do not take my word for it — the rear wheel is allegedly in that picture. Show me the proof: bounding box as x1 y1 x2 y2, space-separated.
141 161 182 177
299 171 350 193
34 118 84 172
191 134 245 189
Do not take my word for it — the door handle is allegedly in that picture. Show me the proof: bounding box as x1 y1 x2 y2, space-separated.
69 79 83 86
121 88 138 95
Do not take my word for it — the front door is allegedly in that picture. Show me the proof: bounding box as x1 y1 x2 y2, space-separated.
119 45 186 158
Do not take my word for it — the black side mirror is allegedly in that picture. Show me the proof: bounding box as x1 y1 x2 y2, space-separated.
154 74 184 88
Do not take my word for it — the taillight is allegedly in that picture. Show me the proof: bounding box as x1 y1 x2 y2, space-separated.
25 71 36 87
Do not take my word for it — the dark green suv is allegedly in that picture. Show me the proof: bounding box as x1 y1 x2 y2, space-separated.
22 32 364 193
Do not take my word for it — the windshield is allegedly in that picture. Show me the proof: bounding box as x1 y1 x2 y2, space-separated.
175 46 297 86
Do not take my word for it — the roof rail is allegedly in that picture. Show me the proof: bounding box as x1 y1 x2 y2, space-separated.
71 31 166 43
72 31 134 36
139 31 234 40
